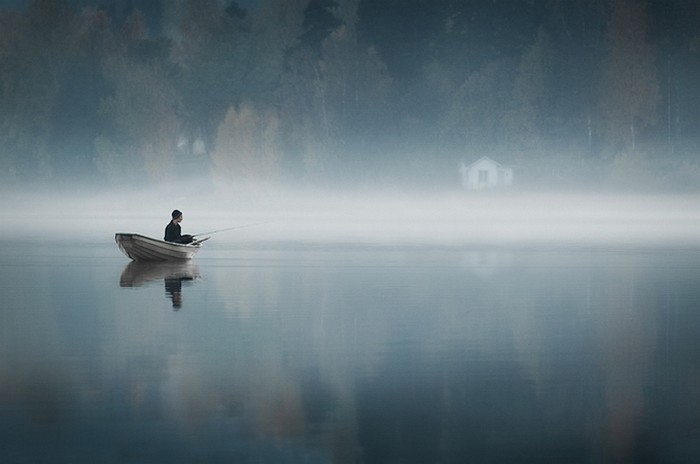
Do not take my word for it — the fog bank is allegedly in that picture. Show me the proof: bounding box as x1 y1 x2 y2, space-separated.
4 187 700 249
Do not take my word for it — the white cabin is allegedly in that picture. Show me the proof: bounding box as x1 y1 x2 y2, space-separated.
459 156 513 190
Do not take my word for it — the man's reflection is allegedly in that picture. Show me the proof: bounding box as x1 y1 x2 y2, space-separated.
164 275 194 309
120 261 200 309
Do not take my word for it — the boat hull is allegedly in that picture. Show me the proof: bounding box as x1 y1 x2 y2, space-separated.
115 233 201 261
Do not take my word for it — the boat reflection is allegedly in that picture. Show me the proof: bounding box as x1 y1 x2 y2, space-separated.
119 261 200 309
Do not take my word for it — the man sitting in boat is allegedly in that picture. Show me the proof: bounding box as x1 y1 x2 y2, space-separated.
165 210 194 244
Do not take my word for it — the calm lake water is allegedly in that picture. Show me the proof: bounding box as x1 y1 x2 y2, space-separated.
2 237 700 463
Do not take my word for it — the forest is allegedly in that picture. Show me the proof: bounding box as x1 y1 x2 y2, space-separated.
2 0 700 191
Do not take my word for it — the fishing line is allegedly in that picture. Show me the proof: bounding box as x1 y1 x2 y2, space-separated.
192 221 271 237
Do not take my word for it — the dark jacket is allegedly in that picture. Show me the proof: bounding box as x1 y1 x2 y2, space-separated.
164 221 192 243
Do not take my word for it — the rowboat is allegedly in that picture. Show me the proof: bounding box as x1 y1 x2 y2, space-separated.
115 233 204 261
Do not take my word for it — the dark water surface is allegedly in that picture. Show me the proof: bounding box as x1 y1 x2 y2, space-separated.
2 238 700 463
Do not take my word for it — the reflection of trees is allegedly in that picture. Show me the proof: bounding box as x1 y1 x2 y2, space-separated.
356 352 551 463
5 250 700 461
203 251 700 462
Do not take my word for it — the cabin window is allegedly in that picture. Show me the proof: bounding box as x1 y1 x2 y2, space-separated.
478 170 489 183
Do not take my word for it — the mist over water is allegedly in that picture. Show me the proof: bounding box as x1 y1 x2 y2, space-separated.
4 186 700 250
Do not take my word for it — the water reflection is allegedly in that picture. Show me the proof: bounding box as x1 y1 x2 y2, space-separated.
4 244 700 462
119 261 200 308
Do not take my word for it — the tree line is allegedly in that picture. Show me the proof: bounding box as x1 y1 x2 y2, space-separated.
2 0 700 190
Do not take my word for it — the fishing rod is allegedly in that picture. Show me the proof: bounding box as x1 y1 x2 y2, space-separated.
192 221 271 237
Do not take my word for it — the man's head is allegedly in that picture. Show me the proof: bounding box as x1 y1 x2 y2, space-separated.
172 210 183 223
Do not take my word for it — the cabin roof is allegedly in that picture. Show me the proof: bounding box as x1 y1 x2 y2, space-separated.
462 156 504 170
